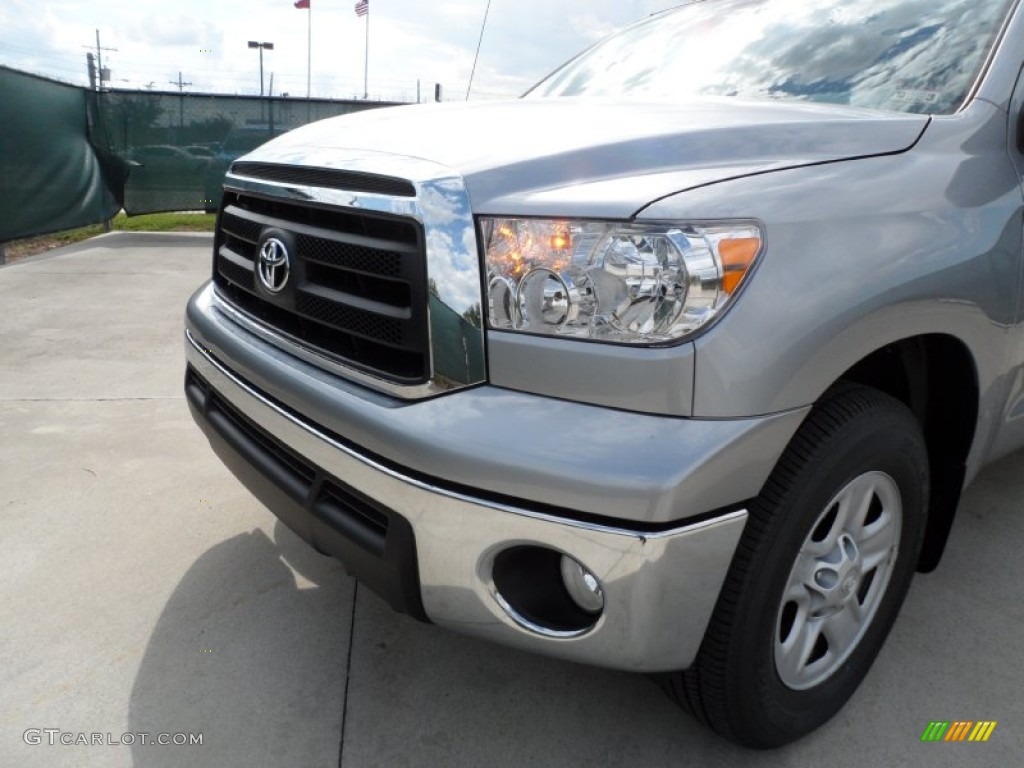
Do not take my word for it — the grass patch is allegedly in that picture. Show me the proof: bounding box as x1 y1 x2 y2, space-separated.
3 224 107 261
112 211 216 232
3 211 216 263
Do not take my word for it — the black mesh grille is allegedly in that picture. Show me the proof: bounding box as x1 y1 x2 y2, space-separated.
295 291 403 346
220 211 263 244
296 233 402 278
212 189 428 383
217 256 254 290
225 193 419 245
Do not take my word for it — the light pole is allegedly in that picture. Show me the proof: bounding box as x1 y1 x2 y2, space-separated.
247 41 274 96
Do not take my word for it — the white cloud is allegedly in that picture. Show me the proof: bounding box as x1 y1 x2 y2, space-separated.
127 15 216 47
0 0 671 99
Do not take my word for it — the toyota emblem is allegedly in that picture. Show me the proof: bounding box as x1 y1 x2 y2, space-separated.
257 237 290 293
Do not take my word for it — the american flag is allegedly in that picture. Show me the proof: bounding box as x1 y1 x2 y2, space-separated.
355 0 368 16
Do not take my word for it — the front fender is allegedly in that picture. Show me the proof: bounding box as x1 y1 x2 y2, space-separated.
638 101 1022 424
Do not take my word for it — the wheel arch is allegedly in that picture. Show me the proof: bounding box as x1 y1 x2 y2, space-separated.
836 334 979 572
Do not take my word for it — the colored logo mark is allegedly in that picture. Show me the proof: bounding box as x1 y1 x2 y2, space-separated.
921 721 997 742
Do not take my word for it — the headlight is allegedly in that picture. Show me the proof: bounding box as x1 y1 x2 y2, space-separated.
481 217 763 344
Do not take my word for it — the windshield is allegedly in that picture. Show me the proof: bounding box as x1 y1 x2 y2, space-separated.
529 0 1017 115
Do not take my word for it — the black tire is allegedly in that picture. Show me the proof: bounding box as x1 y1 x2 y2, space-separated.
665 385 929 748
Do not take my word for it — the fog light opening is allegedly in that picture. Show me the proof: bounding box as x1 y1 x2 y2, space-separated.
491 545 603 637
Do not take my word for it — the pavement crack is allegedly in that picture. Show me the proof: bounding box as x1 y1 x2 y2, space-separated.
338 580 359 768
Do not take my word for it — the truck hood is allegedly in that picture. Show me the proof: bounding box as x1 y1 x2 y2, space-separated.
254 98 929 218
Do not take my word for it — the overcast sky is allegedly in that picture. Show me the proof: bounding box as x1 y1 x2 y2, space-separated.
0 0 675 102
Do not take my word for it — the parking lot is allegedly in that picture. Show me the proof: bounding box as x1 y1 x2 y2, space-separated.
1 232 1022 767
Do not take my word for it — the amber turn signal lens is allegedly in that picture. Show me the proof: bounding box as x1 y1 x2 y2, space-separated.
718 237 761 294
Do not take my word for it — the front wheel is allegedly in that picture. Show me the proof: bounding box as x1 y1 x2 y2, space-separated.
666 385 929 748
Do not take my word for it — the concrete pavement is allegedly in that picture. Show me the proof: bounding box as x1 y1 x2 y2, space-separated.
1 232 1021 767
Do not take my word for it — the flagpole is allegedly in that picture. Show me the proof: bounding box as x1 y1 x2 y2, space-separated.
306 2 311 99
363 4 369 99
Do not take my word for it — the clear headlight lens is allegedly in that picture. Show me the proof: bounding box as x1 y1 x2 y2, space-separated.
481 217 763 344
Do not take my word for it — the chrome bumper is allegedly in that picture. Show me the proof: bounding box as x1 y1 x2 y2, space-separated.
185 331 747 673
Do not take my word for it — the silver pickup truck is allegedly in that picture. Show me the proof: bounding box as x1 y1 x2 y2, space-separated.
185 0 1024 748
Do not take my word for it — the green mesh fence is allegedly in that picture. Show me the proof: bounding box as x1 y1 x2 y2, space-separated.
98 90 400 215
1 65 402 241
0 67 121 241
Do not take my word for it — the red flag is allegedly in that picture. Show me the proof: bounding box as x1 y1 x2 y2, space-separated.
294 0 310 8
355 0 368 17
